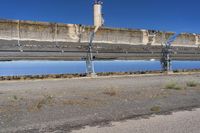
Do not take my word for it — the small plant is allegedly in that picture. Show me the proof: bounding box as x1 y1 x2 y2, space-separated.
165 82 182 90
150 106 161 112
103 88 118 96
186 81 198 87
13 95 18 100
173 70 179 73
35 95 53 110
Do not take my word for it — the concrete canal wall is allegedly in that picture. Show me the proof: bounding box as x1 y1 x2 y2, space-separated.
0 19 199 47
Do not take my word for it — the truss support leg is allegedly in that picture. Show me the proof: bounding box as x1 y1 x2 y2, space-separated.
160 46 172 74
86 46 97 77
86 59 96 77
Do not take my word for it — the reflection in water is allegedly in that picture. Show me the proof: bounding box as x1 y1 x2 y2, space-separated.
0 60 200 76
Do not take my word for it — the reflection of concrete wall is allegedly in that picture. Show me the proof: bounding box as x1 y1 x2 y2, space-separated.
0 19 199 47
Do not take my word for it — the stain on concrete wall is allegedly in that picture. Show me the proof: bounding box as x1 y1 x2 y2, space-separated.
197 35 200 45
20 21 55 41
0 20 18 40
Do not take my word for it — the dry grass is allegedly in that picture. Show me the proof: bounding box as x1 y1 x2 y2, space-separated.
36 95 53 109
165 82 182 90
103 87 119 96
62 98 104 107
186 81 198 87
150 106 161 112
63 99 86 106
13 95 18 100
28 95 54 111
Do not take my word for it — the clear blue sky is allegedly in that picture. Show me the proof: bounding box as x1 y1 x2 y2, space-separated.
0 0 199 33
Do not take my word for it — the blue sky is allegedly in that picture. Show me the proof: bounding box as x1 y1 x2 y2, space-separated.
0 0 199 33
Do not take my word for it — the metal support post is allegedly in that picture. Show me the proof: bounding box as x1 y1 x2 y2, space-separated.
86 31 96 77
160 33 180 74
161 45 172 72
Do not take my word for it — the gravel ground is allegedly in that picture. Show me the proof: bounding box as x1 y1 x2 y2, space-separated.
0 73 200 132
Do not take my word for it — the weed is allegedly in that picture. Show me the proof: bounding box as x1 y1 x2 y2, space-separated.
36 95 53 109
165 82 182 90
63 99 85 106
13 95 18 100
29 95 54 111
103 88 118 96
186 81 198 87
150 106 161 112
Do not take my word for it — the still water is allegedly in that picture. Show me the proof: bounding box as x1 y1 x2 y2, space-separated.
0 60 200 76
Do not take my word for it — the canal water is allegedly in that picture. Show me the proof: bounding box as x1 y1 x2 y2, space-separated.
0 60 200 76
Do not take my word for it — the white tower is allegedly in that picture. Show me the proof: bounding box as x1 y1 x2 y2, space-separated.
93 0 104 27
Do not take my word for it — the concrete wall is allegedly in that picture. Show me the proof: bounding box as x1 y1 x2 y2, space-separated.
81 27 146 45
172 33 197 46
197 34 200 45
0 19 199 47
0 20 18 40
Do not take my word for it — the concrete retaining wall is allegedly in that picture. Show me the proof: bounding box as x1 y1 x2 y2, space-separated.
0 19 199 47
173 33 197 46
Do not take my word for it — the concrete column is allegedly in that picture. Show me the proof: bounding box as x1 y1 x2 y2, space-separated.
94 2 103 27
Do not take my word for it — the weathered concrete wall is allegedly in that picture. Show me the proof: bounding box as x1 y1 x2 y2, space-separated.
172 33 197 46
80 27 146 45
197 34 200 45
0 20 18 40
0 20 81 42
0 19 199 47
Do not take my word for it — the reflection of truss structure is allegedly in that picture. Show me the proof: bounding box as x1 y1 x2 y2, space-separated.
139 30 180 73
160 33 179 72
161 44 172 72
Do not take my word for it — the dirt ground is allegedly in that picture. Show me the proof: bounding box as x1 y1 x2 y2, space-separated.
0 73 200 132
